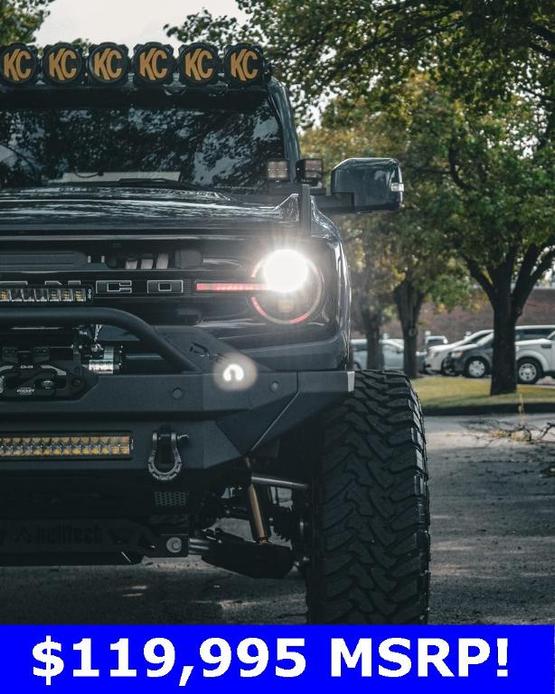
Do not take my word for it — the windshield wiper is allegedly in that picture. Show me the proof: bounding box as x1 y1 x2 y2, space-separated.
115 177 197 189
55 176 199 191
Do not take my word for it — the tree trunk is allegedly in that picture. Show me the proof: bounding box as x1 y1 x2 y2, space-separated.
393 278 425 379
361 308 384 369
490 297 517 395
464 244 555 397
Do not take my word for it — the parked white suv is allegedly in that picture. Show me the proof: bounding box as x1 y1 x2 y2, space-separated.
516 330 555 384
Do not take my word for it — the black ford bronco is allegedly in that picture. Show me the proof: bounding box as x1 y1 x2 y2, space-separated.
0 41 429 623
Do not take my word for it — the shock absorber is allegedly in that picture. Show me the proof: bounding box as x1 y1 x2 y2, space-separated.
245 457 270 543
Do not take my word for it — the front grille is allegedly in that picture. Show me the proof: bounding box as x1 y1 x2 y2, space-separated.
154 490 188 508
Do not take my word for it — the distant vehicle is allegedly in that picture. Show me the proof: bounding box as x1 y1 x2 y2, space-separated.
424 335 448 349
515 331 555 384
424 329 492 375
444 325 555 378
352 338 425 372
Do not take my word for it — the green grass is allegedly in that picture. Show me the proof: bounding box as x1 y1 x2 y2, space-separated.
413 376 555 412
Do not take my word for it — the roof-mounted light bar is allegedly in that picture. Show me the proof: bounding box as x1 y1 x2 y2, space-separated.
0 41 269 88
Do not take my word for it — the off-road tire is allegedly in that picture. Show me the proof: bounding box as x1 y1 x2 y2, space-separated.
306 370 430 624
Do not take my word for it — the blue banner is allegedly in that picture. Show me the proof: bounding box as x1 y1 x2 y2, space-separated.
2 625 553 691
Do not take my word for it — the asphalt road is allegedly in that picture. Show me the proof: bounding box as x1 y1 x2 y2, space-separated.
0 415 553 624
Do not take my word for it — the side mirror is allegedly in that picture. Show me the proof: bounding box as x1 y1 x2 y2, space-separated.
329 157 403 212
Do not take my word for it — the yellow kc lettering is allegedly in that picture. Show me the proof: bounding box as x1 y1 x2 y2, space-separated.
47 48 79 82
2 46 34 83
92 47 124 81
184 48 214 82
230 48 259 81
138 47 169 81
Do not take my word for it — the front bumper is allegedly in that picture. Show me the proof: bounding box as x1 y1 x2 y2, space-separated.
442 354 464 375
0 305 352 479
0 368 353 474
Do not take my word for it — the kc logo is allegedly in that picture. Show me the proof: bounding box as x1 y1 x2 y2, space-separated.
224 44 264 84
179 43 219 85
0 44 38 85
133 43 174 84
42 44 83 84
88 43 128 84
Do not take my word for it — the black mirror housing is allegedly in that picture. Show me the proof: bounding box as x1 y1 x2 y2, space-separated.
330 157 403 212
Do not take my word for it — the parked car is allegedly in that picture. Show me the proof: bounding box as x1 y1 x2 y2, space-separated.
352 338 425 372
444 325 555 378
515 331 555 384
424 334 448 349
424 329 492 374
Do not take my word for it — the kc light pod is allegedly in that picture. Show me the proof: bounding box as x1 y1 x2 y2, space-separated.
0 43 39 86
178 42 220 86
133 43 175 86
223 44 266 85
42 43 84 86
87 43 129 85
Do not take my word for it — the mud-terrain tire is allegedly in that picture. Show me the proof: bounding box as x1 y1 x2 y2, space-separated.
305 370 430 624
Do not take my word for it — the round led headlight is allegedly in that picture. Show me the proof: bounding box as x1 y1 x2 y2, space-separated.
261 249 310 294
251 249 323 325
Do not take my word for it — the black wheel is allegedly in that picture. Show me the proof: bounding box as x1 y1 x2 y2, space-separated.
305 370 430 624
463 357 488 379
517 358 543 384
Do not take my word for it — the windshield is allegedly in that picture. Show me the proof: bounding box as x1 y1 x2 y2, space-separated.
476 334 493 347
466 330 491 343
0 90 285 190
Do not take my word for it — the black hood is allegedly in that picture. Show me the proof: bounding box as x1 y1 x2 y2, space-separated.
0 186 299 232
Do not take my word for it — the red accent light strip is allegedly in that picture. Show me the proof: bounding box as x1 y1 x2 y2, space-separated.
195 281 268 293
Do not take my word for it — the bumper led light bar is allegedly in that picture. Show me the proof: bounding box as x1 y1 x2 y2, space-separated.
0 434 133 460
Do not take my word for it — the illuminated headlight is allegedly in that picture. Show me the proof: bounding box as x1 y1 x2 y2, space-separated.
0 434 133 460
251 249 323 325
260 249 310 293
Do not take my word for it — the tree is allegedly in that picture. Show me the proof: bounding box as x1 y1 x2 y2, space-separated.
391 76 554 393
167 1 554 393
303 91 472 378
0 0 53 44
192 0 552 111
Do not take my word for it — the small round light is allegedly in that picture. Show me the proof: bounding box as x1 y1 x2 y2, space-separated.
214 354 258 391
222 363 245 383
261 249 309 294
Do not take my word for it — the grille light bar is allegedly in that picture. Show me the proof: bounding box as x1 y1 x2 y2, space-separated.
0 287 89 303
0 434 133 460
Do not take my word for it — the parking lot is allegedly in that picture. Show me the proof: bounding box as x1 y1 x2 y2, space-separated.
0 415 553 624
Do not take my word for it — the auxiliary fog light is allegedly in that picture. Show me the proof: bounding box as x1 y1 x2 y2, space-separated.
214 354 258 392
261 249 310 294
0 434 133 460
